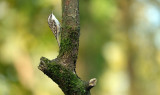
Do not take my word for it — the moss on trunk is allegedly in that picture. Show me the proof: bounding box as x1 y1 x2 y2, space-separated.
38 0 96 95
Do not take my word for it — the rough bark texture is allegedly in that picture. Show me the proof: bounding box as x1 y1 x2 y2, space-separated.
38 0 96 95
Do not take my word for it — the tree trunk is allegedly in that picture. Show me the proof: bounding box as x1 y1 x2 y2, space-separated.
38 0 96 95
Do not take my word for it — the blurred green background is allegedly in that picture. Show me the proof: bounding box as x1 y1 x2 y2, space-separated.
1 0 160 95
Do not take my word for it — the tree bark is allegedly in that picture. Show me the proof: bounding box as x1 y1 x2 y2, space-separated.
38 0 96 95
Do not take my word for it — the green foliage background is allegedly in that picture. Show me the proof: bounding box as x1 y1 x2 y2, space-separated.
0 0 160 95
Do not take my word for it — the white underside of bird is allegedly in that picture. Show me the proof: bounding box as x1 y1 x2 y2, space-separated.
48 13 61 47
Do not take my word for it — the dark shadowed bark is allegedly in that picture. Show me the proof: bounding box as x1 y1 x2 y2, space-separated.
38 0 96 95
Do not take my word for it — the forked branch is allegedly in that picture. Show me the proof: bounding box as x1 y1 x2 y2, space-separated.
38 0 96 95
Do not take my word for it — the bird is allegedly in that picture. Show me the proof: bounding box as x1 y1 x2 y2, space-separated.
48 13 61 47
